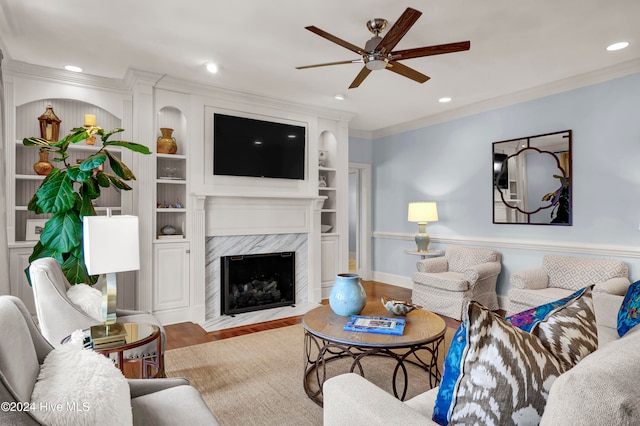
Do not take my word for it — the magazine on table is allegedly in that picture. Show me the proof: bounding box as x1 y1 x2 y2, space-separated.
343 315 406 336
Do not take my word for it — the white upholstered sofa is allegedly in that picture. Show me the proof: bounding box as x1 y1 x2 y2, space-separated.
323 289 640 425
506 254 630 316
412 245 501 320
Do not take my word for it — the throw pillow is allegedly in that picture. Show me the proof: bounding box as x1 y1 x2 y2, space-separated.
30 330 132 426
506 286 588 331
617 280 640 337
433 286 597 426
67 283 103 321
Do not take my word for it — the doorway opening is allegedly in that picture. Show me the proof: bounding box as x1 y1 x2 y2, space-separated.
348 163 371 279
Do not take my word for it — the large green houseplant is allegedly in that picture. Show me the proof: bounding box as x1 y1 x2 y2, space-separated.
24 126 151 285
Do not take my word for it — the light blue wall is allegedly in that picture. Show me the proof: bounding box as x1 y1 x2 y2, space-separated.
367 73 640 297
348 136 373 164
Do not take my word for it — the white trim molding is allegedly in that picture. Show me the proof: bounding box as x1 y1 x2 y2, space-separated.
373 231 640 259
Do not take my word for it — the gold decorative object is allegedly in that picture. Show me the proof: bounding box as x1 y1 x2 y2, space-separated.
33 151 54 176
38 105 61 142
157 127 177 154
84 114 96 145
381 296 422 316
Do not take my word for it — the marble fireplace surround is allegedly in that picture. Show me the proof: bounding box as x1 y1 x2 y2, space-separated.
199 193 324 332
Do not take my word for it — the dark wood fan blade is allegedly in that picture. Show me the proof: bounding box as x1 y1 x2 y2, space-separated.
385 61 430 83
305 26 364 55
349 66 372 89
377 7 422 54
391 41 471 60
296 59 362 69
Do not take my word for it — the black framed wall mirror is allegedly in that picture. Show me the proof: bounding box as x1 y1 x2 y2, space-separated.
493 130 572 225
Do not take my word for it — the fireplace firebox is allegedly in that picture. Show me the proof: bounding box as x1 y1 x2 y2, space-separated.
221 252 295 315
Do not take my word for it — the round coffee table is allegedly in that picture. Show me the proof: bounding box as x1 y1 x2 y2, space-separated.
302 301 446 406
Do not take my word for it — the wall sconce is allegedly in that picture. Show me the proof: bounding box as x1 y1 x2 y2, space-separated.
38 105 61 142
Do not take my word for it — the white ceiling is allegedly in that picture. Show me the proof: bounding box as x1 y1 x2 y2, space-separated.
1 0 639 132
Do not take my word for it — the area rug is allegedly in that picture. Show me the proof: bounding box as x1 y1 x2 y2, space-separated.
165 324 455 426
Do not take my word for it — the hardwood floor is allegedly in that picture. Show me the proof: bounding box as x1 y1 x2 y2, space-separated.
164 280 462 350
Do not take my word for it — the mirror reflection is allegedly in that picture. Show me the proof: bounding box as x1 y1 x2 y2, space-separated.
493 130 572 225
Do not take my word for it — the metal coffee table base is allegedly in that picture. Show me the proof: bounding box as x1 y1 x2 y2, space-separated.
303 330 444 406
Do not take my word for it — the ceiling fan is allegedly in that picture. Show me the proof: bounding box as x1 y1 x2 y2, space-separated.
296 7 470 89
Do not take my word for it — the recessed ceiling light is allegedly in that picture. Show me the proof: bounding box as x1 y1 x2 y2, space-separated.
334 94 345 100
606 41 630 51
64 65 83 73
206 63 219 74
438 97 452 103
253 140 263 146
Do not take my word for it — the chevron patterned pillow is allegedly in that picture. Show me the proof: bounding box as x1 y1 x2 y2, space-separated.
433 287 597 426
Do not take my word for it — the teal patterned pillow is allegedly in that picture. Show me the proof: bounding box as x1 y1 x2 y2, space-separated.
618 280 640 337
433 287 597 426
506 287 587 332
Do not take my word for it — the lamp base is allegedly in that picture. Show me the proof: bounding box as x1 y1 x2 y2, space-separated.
102 272 117 325
415 222 431 252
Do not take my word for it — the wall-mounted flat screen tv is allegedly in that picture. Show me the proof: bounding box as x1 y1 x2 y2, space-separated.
213 113 306 180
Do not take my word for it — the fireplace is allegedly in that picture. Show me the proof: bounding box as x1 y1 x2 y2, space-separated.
221 251 296 315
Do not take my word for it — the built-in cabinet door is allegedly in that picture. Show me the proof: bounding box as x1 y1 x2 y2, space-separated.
10 248 36 315
320 235 340 299
153 242 190 311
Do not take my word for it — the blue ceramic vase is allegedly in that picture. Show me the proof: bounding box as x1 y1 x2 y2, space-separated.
329 273 366 316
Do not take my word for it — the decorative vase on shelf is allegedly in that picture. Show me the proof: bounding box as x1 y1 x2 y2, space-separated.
318 149 328 167
329 273 366 316
33 151 54 176
157 128 177 154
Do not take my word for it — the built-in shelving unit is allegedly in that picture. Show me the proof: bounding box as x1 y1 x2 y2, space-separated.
11 100 124 243
151 100 191 316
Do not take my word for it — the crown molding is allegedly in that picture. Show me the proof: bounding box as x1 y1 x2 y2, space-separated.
370 59 640 139
3 59 130 94
153 74 355 124
348 128 374 140
373 231 640 259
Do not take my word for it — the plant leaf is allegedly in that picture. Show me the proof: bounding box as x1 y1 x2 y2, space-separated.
105 150 136 180
67 128 91 143
101 128 124 141
35 169 76 214
104 140 152 155
28 241 62 264
79 153 107 171
23 137 51 148
105 173 132 190
40 211 82 253
80 179 101 200
27 193 44 214
67 165 92 182
61 253 95 285
96 172 110 188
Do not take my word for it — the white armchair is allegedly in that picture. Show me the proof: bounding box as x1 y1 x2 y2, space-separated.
506 254 630 316
29 257 166 377
412 245 502 320
0 295 218 425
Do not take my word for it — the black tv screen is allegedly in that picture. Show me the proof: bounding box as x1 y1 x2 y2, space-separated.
214 113 306 180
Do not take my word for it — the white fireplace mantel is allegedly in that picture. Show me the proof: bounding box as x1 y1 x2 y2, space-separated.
192 190 325 330
194 191 326 237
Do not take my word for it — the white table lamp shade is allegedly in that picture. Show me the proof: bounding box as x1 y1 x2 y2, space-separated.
83 215 140 275
408 202 439 223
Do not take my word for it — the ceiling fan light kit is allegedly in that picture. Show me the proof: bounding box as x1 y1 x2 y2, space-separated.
297 7 470 89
